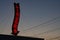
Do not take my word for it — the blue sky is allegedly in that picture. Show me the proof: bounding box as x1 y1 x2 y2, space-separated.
0 0 60 40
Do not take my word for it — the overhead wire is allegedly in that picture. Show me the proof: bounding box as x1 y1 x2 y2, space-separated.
24 18 59 32
23 16 60 31
47 36 60 40
33 27 60 36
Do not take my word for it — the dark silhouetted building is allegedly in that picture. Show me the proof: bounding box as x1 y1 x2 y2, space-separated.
0 34 44 40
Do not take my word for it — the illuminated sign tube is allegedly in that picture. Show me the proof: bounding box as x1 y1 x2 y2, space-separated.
11 3 20 36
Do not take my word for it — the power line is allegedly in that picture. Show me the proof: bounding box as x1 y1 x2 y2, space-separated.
24 19 58 32
33 27 60 36
47 36 60 40
23 16 60 31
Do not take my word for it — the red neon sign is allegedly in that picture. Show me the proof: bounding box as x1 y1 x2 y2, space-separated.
11 3 20 36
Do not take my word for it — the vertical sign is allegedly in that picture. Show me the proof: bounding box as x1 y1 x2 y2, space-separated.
11 3 20 36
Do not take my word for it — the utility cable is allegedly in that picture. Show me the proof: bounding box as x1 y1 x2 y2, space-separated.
23 16 60 31
47 36 60 40
33 27 60 36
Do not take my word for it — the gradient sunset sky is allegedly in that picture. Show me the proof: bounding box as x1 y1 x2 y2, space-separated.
0 0 60 40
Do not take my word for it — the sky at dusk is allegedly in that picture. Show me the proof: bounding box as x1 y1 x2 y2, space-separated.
0 0 60 40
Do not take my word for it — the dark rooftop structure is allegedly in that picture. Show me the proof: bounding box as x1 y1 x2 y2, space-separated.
0 34 44 40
